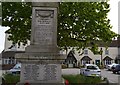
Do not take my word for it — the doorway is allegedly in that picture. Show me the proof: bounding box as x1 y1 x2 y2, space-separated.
95 60 100 67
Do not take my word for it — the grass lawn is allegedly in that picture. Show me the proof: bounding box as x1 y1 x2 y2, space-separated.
63 74 103 84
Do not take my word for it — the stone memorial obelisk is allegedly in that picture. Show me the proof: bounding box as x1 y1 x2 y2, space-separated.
15 2 65 85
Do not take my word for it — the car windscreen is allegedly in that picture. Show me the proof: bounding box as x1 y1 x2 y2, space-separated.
87 66 98 70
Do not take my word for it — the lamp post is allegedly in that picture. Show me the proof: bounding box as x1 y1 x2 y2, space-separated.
100 47 103 67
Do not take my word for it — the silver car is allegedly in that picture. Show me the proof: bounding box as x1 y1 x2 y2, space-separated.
80 64 101 77
8 63 21 74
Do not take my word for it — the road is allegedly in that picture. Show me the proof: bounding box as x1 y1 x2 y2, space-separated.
101 69 120 83
62 68 80 75
62 68 120 83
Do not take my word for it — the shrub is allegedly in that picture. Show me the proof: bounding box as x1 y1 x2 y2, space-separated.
62 64 67 69
62 74 102 84
3 74 20 84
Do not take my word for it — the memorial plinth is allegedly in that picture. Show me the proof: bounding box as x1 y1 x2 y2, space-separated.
15 2 65 85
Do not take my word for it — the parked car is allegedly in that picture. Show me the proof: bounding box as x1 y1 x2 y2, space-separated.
80 64 101 77
106 63 118 71
111 64 120 74
111 64 119 71
8 63 21 74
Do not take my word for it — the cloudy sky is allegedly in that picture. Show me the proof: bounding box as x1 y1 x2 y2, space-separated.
0 0 120 53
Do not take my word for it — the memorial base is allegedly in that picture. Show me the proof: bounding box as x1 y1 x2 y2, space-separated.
15 53 65 85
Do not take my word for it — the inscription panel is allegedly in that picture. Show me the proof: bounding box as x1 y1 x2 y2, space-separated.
33 9 54 45
21 64 61 82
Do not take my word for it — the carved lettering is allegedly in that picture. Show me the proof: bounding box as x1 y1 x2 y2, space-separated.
23 64 58 81
33 10 54 45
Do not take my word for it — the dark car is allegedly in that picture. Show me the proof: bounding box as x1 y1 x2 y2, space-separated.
112 64 120 74
111 64 119 71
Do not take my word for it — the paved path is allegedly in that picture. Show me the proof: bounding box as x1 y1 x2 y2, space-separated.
62 68 80 75
101 69 120 83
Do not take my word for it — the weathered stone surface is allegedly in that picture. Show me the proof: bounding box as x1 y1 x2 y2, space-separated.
15 2 65 84
26 45 59 53
30 7 57 45
15 53 65 64
20 63 61 83
26 7 58 53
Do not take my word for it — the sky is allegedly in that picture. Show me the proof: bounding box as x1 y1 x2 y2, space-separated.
108 0 120 33
0 0 120 53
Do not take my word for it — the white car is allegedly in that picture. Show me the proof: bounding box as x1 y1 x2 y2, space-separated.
106 63 118 71
80 64 101 77
8 63 21 74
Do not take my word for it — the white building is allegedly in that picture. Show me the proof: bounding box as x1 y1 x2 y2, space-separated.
1 34 29 69
63 40 120 67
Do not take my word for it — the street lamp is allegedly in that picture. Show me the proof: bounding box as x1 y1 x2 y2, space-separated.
100 47 103 66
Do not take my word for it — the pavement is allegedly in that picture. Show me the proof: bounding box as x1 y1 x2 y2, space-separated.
62 68 80 75
101 69 120 83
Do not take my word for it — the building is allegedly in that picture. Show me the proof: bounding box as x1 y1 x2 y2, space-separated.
1 34 120 69
63 40 120 67
1 34 29 70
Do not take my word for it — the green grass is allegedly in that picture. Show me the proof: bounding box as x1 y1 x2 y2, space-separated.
63 74 102 84
3 74 20 83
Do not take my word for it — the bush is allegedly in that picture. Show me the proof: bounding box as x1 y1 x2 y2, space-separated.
62 64 67 69
3 74 20 84
62 74 102 84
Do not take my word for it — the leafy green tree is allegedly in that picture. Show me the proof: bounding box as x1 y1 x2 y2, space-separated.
2 2 118 54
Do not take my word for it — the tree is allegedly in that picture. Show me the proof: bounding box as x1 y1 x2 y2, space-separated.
2 2 118 54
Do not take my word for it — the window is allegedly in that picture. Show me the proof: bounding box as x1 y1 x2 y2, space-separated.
105 60 111 65
11 57 15 64
84 50 88 55
105 50 109 55
87 66 97 70
82 60 90 65
5 59 8 64
8 57 15 64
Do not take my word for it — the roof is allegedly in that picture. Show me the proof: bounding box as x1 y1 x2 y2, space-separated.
65 51 77 62
2 51 25 58
103 56 113 60
2 64 15 70
81 56 92 60
88 40 119 47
